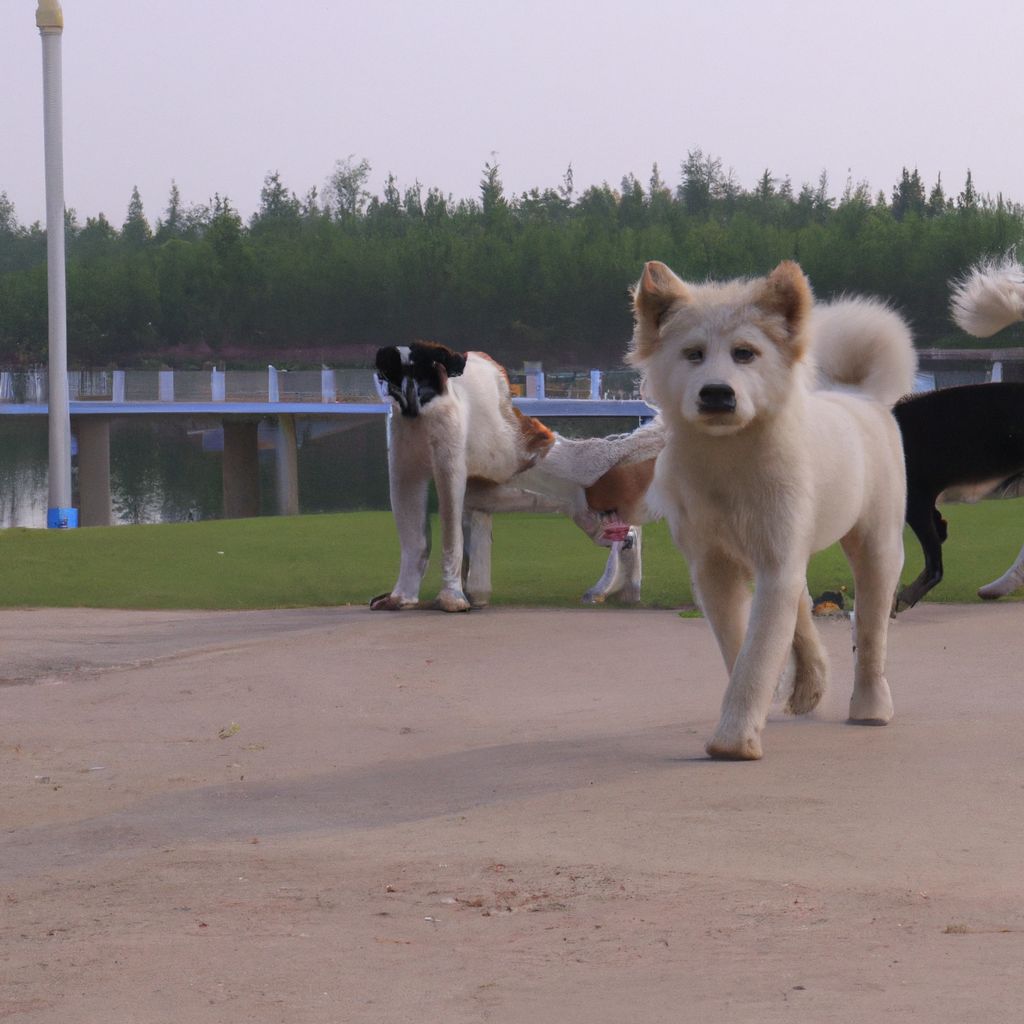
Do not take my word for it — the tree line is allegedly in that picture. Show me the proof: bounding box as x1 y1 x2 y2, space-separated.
1 152 1022 370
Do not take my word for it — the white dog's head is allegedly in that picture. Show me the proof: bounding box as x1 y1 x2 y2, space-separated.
628 260 814 436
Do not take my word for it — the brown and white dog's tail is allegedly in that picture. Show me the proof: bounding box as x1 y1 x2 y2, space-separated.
951 255 1024 338
810 296 918 407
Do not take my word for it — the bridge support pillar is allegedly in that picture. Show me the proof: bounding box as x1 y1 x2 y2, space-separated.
222 420 261 518
73 416 111 526
275 414 299 516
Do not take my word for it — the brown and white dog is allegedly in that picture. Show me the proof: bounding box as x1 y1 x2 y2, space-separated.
370 341 663 611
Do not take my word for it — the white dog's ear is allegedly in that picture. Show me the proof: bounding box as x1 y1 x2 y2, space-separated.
757 261 813 359
628 261 690 363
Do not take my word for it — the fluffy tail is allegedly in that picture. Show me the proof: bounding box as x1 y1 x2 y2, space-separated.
810 297 917 407
950 255 1024 337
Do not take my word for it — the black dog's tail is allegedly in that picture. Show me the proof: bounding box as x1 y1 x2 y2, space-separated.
951 255 1024 338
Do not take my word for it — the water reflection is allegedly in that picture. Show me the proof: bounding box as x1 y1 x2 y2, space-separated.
0 416 393 527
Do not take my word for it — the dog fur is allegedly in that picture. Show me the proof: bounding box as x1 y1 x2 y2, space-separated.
894 255 1024 608
371 341 664 611
629 260 916 760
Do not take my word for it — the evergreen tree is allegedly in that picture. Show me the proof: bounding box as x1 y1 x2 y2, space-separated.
927 174 950 216
480 158 507 218
679 149 722 217
155 180 183 241
255 170 301 223
958 169 978 211
891 167 926 221
121 185 151 247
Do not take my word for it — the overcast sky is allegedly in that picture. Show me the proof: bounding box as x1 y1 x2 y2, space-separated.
3 0 1022 228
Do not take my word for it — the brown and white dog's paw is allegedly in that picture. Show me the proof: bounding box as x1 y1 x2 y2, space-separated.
437 588 471 613
369 592 418 611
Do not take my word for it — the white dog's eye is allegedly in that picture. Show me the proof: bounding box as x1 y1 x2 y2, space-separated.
683 348 704 364
732 347 756 364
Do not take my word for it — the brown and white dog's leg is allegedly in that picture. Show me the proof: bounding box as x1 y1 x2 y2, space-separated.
978 541 1024 599
463 509 493 608
431 438 471 612
371 432 432 610
582 527 642 604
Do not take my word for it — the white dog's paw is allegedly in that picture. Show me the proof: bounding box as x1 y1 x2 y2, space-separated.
786 662 827 716
437 588 471 613
705 729 763 761
848 677 894 725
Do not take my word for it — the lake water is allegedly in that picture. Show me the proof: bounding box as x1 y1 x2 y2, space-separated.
0 415 645 528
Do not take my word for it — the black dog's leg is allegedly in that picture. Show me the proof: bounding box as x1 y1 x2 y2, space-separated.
895 495 945 611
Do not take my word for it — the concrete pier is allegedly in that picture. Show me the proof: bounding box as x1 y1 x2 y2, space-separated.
222 421 261 518
275 414 299 516
73 416 111 526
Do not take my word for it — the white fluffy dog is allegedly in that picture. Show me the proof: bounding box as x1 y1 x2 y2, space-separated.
629 260 916 759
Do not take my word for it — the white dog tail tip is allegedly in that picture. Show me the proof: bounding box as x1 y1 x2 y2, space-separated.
950 254 1024 338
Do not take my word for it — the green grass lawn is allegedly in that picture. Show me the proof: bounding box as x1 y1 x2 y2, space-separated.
2 499 1023 610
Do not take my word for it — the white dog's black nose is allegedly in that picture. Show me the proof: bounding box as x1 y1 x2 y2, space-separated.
698 383 736 413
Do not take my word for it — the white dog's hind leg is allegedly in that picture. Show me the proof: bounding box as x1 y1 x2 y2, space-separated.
785 589 829 715
842 533 898 724
977 541 1024 599
463 510 493 608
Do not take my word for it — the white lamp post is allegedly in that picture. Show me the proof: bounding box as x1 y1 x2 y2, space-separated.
37 0 77 529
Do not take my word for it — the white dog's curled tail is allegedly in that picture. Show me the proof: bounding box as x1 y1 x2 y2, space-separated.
950 255 1024 338
810 297 918 407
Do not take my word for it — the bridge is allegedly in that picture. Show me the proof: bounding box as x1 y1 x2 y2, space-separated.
1 352 1016 527
0 366 656 526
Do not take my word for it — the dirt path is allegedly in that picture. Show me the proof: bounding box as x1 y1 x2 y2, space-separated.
3 604 1023 1022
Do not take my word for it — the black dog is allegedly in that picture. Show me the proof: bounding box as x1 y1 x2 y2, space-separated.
894 382 1024 609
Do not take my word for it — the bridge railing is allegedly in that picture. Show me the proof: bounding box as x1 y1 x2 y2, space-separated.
0 367 386 405
0 366 649 406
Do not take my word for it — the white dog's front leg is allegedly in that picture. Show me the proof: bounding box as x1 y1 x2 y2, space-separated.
707 574 804 760
785 589 829 715
690 554 753 674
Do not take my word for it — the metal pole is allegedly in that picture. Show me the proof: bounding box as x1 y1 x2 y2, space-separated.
37 0 76 528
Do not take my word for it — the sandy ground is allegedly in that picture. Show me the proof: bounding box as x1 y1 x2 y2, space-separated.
2 602 1024 1023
